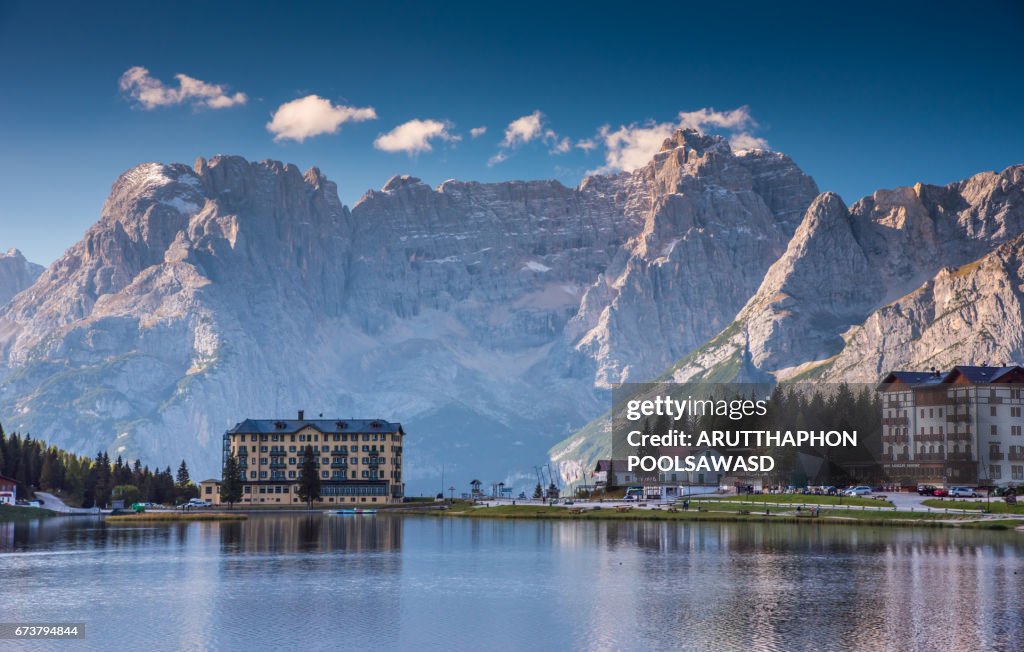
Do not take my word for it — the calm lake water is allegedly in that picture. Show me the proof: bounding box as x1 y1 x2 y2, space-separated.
1 513 1022 651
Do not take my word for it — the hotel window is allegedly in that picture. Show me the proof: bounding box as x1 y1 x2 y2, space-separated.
991 406 998 416
1013 426 1022 436
990 465 1002 479
992 425 999 435
260 458 268 465
251 435 258 442
244 486 251 493
1013 407 1022 417
1012 466 1024 481
260 471 267 478
289 458 296 465
322 457 329 464
938 408 943 417
920 409 925 418
321 471 329 478
299 435 305 441
322 445 329 452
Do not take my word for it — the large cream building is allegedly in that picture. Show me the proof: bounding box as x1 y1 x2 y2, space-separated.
203 411 405 505
878 365 1024 487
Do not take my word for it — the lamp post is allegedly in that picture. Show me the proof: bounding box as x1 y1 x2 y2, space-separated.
448 485 455 502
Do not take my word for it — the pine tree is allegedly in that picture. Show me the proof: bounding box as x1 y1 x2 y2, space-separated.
532 482 543 499
297 445 321 508
176 460 191 487
220 453 243 508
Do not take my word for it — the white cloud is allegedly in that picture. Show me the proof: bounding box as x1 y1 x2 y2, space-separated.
677 107 757 132
119 66 247 110
266 95 377 142
469 126 487 138
595 122 677 173
544 130 570 154
591 106 770 174
374 119 458 154
575 138 597 152
490 111 571 164
501 111 544 147
728 132 770 151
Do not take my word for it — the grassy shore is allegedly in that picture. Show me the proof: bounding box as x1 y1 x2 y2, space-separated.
429 503 1024 530
0 504 57 521
921 499 1024 515
690 494 893 508
105 512 248 523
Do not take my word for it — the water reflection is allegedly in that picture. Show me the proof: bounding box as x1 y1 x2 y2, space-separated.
0 515 1020 651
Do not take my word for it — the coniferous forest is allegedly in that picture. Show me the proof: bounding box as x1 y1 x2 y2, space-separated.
0 423 199 508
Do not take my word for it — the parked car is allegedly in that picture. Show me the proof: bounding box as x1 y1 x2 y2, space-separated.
949 487 979 498
932 488 949 497
917 484 937 496
182 499 211 508
844 486 872 496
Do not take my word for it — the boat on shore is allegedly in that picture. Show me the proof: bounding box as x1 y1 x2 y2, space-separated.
335 508 378 515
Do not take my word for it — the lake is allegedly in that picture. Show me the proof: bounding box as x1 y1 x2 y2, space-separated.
1 514 1022 651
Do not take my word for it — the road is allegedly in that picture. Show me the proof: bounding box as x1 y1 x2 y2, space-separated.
33 491 101 515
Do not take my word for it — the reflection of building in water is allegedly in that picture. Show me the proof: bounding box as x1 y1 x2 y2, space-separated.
218 514 402 554
201 411 405 505
878 366 1024 486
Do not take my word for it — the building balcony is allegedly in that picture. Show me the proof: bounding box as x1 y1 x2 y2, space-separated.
882 417 908 426
1008 452 1024 461
269 462 286 469
882 435 908 444
947 431 972 441
946 453 974 462
891 454 910 462
331 461 348 468
946 414 972 423
916 433 945 442
989 452 1005 461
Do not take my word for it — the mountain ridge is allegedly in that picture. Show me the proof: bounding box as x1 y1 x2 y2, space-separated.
0 131 818 485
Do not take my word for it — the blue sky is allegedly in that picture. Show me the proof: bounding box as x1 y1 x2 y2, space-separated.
1 0 1023 265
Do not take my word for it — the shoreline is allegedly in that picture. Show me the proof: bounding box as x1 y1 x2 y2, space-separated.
413 504 1024 531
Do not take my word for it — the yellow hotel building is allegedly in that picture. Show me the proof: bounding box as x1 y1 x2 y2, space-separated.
205 411 405 505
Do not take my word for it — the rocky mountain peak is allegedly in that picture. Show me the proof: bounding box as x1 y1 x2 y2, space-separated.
659 127 726 155
0 248 43 307
381 174 425 193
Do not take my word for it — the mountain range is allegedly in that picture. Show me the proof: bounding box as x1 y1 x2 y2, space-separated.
0 130 1019 490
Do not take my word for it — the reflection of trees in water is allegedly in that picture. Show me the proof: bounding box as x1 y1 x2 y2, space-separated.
217 514 403 555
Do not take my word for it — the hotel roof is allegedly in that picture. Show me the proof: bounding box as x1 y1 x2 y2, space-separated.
227 419 403 435
878 365 1024 389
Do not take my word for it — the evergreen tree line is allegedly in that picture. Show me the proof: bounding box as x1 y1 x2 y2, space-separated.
0 423 199 508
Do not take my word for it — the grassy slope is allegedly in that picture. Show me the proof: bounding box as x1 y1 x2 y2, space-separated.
429 503 1024 530
0 505 58 521
689 494 893 508
921 499 1024 514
